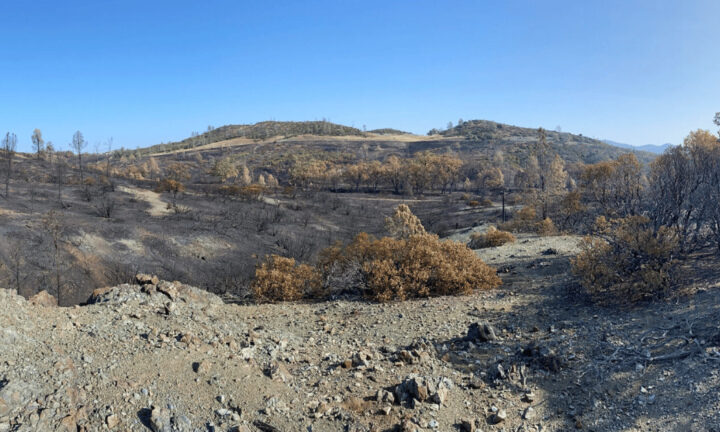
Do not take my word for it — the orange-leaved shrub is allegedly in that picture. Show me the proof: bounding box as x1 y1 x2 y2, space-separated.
319 232 502 302
251 255 322 302
251 204 501 303
468 227 516 249
571 216 678 304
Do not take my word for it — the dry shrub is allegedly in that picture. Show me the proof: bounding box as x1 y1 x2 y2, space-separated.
251 255 321 302
481 198 493 207
155 178 185 195
468 227 516 249
252 204 501 303
385 204 426 238
536 217 557 236
319 232 501 302
467 200 480 207
571 216 678 304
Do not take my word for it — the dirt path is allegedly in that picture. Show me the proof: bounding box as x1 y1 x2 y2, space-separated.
118 185 171 217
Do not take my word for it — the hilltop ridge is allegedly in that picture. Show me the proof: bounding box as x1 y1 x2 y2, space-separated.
136 119 657 166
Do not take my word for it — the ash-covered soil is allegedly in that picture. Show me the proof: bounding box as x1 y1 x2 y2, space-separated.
2 239 720 432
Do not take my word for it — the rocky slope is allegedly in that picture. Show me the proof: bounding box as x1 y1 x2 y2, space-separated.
2 240 720 432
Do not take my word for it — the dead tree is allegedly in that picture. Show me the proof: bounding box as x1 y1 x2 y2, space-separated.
2 132 17 198
42 210 66 305
72 131 87 184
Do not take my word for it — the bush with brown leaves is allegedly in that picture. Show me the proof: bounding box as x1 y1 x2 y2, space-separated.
468 227 516 249
318 232 502 302
571 216 679 304
251 255 322 302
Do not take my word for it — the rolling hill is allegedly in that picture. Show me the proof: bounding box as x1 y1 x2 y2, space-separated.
136 119 658 167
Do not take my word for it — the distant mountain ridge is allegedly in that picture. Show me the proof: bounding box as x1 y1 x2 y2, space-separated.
602 139 675 155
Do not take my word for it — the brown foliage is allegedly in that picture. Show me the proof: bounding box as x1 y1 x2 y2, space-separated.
536 217 557 236
384 204 426 239
468 227 516 249
251 255 322 302
318 232 502 302
155 179 185 195
571 216 679 304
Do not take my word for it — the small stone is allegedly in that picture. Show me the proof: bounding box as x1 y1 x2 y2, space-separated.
459 418 475 432
466 322 497 342
380 405 392 415
432 386 448 405
106 414 120 428
523 406 536 420
193 360 212 374
149 406 171 432
492 409 507 424
522 392 535 403
401 419 420 432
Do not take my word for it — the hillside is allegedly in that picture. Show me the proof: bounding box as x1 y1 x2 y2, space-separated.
433 120 657 166
138 119 657 168
140 121 365 155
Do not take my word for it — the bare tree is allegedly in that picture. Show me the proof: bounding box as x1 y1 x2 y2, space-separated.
42 210 66 305
31 129 44 159
6 238 25 295
71 131 87 184
2 132 17 198
51 147 67 206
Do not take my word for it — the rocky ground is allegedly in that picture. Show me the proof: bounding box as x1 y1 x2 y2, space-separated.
3 236 720 432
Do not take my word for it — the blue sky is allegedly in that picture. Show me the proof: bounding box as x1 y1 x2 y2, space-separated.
1 0 718 152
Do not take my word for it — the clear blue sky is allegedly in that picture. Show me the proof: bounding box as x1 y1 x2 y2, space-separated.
1 0 718 152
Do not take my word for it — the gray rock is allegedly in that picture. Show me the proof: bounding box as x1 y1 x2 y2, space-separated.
466 322 498 342
149 406 172 432
492 409 507 424
523 406 536 420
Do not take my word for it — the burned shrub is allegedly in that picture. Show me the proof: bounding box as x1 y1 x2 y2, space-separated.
571 216 679 304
